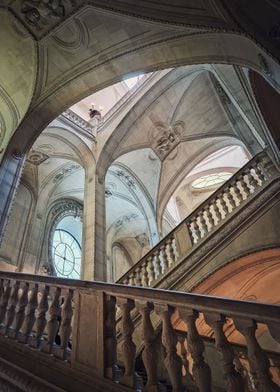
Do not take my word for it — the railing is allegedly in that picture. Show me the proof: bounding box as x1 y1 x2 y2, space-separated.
61 109 95 136
0 271 279 391
118 151 278 288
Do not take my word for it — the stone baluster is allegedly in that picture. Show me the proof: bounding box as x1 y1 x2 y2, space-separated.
141 260 149 287
167 236 176 265
204 314 244 392
212 201 222 223
135 267 142 286
177 334 192 384
42 287 61 354
123 277 129 285
31 285 49 349
160 243 169 273
3 280 20 336
219 194 229 217
19 283 38 344
234 318 280 392
255 162 267 184
104 296 118 380
238 176 250 199
179 309 212 392
155 304 183 392
147 256 155 283
136 301 160 391
246 169 259 192
205 207 215 230
56 289 73 360
129 273 136 286
191 217 200 243
199 211 208 237
225 188 236 210
11 282 29 339
0 281 11 327
117 298 139 388
232 181 243 205
154 250 162 277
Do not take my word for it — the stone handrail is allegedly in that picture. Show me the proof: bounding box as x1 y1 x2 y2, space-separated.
0 271 279 391
118 151 277 288
61 109 95 136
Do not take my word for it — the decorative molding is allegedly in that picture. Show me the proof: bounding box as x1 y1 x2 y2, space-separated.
8 0 78 39
26 149 49 165
135 233 149 248
115 170 136 190
60 109 95 139
258 53 273 78
53 163 80 183
151 121 182 160
114 213 138 228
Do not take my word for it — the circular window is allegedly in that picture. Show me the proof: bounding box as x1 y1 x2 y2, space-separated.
52 229 81 279
192 172 232 189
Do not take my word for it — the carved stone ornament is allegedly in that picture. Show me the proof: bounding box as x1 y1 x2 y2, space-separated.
26 149 49 165
8 0 77 39
53 163 80 183
151 121 182 160
258 53 273 78
116 170 136 190
114 213 138 228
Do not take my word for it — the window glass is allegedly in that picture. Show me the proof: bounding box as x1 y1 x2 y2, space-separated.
52 229 81 279
192 172 232 189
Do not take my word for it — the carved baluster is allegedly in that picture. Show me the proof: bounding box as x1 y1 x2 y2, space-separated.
2 280 20 336
167 237 176 265
255 163 267 184
191 217 200 243
55 289 73 360
199 211 208 237
11 282 29 339
205 207 215 231
135 267 142 286
104 296 118 380
42 287 61 354
246 169 259 192
161 243 169 272
19 283 38 344
155 304 183 392
238 176 250 199
205 314 244 392
147 256 155 283
232 181 244 205
136 301 160 391
141 260 149 287
129 273 136 286
225 188 236 210
179 309 212 392
154 250 162 277
212 201 222 223
0 280 11 328
177 334 193 384
117 298 139 388
30 285 49 349
219 194 229 217
234 318 280 392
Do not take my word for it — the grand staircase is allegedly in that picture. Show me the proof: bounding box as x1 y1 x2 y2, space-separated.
0 151 279 391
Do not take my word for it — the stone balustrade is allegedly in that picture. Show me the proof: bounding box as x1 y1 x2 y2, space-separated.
118 151 277 288
0 272 279 391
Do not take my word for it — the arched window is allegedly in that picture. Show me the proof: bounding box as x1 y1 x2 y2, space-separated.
52 229 81 279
